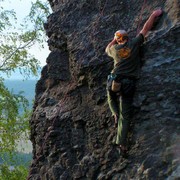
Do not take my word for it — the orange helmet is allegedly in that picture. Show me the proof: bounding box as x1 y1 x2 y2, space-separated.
114 30 128 42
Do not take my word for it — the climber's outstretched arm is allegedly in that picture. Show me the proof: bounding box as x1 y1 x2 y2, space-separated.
140 9 163 37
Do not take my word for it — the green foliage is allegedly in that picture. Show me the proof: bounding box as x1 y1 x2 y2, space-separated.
0 164 28 180
0 0 51 77
0 0 51 151
0 0 51 178
0 151 32 179
0 9 16 31
28 0 50 32
0 77 30 153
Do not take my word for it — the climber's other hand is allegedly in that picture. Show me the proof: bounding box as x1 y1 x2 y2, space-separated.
153 9 163 17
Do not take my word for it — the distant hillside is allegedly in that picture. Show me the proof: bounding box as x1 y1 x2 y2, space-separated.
1 68 41 80
0 152 32 167
4 79 37 108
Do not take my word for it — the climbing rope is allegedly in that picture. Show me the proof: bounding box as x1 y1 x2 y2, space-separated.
137 0 147 35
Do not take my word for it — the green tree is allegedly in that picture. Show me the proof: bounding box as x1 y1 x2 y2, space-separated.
0 0 51 179
0 164 28 180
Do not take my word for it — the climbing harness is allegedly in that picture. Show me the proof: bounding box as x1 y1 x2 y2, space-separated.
107 74 116 91
107 74 122 92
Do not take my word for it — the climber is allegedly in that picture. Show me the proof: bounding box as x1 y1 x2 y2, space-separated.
105 9 163 156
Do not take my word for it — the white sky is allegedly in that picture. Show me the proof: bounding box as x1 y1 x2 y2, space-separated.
1 0 51 66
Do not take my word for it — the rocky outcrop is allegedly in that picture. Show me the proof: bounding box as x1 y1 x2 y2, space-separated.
28 0 180 179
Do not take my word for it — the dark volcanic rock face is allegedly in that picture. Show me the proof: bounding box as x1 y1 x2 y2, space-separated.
28 0 180 179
